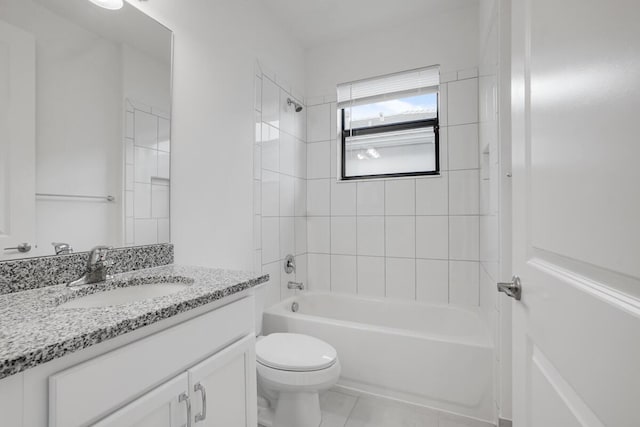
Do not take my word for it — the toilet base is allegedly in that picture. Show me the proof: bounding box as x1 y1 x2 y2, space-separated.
274 391 322 427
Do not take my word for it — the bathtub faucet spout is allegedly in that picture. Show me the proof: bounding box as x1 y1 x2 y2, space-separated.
287 281 304 290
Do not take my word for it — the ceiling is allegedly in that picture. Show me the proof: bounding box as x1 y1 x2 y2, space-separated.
262 0 478 48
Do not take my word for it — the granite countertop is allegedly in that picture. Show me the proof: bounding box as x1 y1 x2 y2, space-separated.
0 264 268 380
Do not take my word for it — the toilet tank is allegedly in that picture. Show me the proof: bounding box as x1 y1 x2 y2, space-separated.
253 282 267 335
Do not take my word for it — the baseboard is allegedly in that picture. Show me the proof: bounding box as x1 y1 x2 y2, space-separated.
498 418 513 427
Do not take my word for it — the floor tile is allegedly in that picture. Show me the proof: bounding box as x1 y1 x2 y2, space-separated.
438 412 495 427
320 390 358 427
344 395 439 427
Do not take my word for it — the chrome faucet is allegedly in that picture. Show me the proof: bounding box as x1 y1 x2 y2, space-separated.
287 281 304 290
68 245 113 287
52 242 73 255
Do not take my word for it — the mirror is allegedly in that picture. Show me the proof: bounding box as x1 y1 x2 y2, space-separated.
0 0 172 259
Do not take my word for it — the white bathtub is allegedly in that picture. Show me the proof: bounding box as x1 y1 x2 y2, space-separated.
263 292 494 422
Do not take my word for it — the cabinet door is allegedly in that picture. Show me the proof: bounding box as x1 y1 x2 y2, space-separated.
188 334 257 427
93 373 190 427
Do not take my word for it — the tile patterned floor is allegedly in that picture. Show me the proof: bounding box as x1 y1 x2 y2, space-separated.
261 389 495 427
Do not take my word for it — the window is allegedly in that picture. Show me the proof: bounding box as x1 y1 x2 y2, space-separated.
337 66 440 180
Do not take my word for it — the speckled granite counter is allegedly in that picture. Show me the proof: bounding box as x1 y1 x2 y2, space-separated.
0 264 268 380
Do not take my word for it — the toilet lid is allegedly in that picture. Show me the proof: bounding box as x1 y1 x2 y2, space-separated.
256 333 337 372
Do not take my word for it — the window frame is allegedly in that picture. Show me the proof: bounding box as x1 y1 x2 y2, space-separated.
339 93 440 181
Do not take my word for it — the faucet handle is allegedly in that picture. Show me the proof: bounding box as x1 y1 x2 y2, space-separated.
87 245 112 268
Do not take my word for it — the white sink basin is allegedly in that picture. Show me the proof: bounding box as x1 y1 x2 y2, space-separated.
59 283 191 309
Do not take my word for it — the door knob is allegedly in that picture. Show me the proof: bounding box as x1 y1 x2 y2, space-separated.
497 275 522 300
3 243 32 253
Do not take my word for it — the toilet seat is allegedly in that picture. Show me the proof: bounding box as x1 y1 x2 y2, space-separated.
256 333 337 372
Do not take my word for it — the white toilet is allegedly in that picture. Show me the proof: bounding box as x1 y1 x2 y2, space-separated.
254 285 341 427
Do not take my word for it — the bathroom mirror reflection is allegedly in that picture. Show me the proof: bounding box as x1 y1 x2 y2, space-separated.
0 0 173 259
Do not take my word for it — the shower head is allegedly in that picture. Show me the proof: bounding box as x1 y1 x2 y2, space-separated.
287 98 303 113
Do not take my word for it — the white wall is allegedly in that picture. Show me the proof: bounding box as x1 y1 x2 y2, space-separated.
305 5 479 100
129 0 306 270
477 0 512 422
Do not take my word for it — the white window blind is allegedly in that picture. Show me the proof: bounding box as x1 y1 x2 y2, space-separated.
337 66 440 108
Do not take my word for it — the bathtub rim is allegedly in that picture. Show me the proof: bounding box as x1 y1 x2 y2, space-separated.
264 291 493 348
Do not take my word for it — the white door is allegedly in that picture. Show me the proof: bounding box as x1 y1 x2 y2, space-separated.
511 1 640 426
92 373 190 427
0 19 35 259
188 334 257 427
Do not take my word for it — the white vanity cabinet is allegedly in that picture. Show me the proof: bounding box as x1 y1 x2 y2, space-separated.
0 294 258 427
94 335 257 427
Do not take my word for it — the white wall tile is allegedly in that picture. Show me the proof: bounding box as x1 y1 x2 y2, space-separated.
331 181 357 216
307 103 331 142
385 216 415 258
450 216 480 261
151 184 170 218
134 147 157 183
158 218 170 243
262 77 280 127
385 179 415 215
330 137 338 178
448 78 478 126
262 261 281 307
294 139 307 178
415 173 448 215
125 164 134 191
261 170 279 217
280 89 295 136
279 174 295 217
357 181 384 215
439 127 449 171
262 217 280 264
331 216 357 255
449 261 480 306
331 255 357 294
307 216 330 253
279 132 295 176
134 183 151 218
385 258 416 300
415 216 449 260
295 217 307 255
125 139 134 164
134 110 158 149
295 253 308 286
307 141 330 178
416 259 449 304
279 217 295 259
439 83 448 126
448 124 479 170
262 124 279 172
158 118 170 152
308 253 331 291
330 102 338 140
134 219 157 245
157 151 170 179
356 216 385 256
294 108 306 141
357 256 385 297
294 178 307 216
449 169 479 215
307 179 331 216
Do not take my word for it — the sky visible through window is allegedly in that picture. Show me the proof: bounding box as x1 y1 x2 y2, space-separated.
348 93 437 127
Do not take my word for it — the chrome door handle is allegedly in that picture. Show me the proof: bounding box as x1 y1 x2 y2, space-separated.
179 392 192 427
497 276 522 300
194 382 207 422
3 243 31 253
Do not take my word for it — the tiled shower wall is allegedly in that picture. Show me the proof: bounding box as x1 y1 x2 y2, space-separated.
304 69 482 306
124 100 171 246
253 65 308 307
